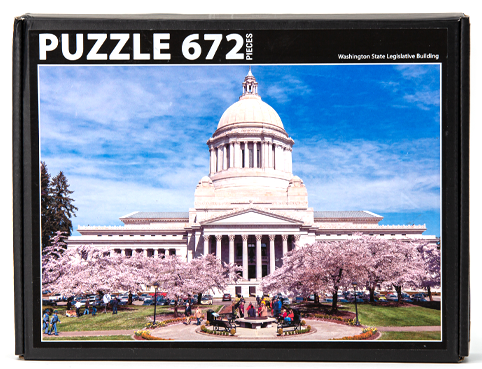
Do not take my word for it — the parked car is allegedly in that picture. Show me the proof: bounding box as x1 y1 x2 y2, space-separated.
139 293 150 301
338 298 350 303
200 295 213 305
385 293 398 301
378 296 387 302
48 293 64 302
222 293 231 301
324 298 333 303
42 298 55 306
411 293 427 300
280 297 291 305
308 294 316 301
143 298 154 305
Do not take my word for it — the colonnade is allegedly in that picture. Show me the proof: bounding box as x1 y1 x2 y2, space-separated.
209 140 293 174
195 233 300 281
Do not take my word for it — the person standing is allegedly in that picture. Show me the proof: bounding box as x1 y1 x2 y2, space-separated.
66 298 72 311
185 302 192 324
239 301 245 318
256 295 261 306
195 306 203 325
247 303 256 317
112 297 118 314
42 309 50 334
75 300 82 318
260 302 268 318
48 310 61 336
83 299 90 315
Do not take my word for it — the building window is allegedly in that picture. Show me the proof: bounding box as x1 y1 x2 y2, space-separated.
337 234 341 237
391 234 395 236
242 149 245 167
257 149 260 167
97 235 102 237
380 234 384 236
326 234 330 237
249 148 253 168
261 243 267 256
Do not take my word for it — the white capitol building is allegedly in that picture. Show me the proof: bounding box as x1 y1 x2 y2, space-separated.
67 68 437 297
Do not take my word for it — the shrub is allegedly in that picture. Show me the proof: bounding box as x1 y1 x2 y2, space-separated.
331 327 378 340
134 330 172 340
301 320 306 326
278 328 283 336
230 328 236 336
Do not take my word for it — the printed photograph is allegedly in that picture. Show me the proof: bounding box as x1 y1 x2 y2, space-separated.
40 64 441 341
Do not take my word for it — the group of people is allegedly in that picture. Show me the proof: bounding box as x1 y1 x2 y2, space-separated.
184 302 204 325
42 309 61 335
66 297 99 317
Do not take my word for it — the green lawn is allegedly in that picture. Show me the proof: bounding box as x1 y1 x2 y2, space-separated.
379 331 441 340
43 335 134 341
42 304 222 332
341 304 441 327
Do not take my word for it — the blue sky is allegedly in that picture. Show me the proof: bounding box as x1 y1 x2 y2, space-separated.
39 64 441 236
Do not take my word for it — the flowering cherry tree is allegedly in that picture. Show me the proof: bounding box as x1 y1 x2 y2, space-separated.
261 238 371 311
42 243 241 316
261 235 433 310
416 242 441 301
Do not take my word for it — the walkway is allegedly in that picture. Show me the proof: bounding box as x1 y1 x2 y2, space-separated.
150 319 364 340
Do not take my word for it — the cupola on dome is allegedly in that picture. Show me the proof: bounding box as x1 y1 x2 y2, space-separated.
217 68 285 130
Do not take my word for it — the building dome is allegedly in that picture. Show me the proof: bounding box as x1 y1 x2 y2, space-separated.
217 67 284 131
217 96 284 130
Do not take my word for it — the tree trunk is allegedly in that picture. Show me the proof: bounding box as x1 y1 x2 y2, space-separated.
314 291 319 304
394 285 402 304
197 292 202 305
427 286 433 301
332 287 338 312
128 292 133 305
369 287 375 303
173 300 178 318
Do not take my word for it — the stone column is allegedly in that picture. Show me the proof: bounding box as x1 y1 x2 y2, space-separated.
287 148 293 173
244 141 249 168
121 249 125 256
223 145 228 170
282 235 288 257
253 142 258 168
234 141 241 168
154 249 159 258
203 234 209 255
216 235 222 259
293 235 300 250
242 235 248 279
269 234 275 274
194 231 200 257
209 147 214 174
228 234 235 264
256 235 262 280
268 142 273 168
217 146 222 172
144 249 148 257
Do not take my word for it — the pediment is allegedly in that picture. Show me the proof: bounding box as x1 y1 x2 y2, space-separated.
201 209 302 226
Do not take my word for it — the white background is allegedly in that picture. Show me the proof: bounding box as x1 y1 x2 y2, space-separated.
0 1 479 368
